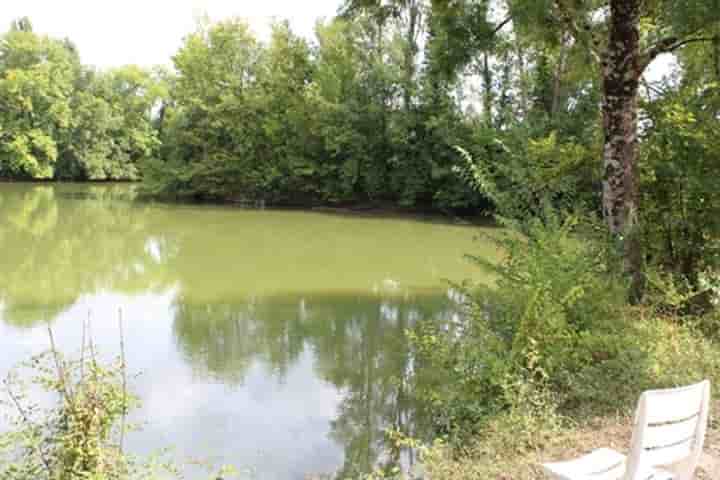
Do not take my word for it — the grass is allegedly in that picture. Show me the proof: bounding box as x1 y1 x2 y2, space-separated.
417 312 720 480
421 410 720 479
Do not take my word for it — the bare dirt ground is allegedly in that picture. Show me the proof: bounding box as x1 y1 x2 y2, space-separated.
524 399 720 479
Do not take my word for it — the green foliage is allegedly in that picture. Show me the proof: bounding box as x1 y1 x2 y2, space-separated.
0 331 235 480
143 14 483 209
640 82 720 287
0 0 718 222
411 212 635 440
0 28 76 178
424 0 525 87
408 212 720 478
455 130 595 219
0 22 162 181
58 66 161 180
0 338 137 479
148 19 307 201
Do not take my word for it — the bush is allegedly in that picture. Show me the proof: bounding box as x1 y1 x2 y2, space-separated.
407 209 720 479
0 327 235 480
409 311 720 480
455 129 597 220
411 211 637 440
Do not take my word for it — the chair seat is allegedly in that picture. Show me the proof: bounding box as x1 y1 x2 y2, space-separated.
542 448 675 480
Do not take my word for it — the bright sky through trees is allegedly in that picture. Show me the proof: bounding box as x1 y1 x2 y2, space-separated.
0 0 674 79
0 0 340 68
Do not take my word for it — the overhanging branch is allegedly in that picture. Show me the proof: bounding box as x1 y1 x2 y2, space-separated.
491 15 512 37
640 36 716 73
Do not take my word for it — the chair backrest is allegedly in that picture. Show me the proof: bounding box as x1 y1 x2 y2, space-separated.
625 380 711 480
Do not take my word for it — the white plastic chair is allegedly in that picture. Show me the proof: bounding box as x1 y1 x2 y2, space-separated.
542 380 711 480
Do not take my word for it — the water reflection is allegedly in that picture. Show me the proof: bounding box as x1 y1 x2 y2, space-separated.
0 183 482 479
171 293 458 476
0 184 172 326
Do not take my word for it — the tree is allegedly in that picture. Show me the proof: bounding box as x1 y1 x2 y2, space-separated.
59 66 162 180
10 17 33 33
539 0 720 301
640 81 720 287
0 23 76 178
427 0 719 298
257 21 316 198
148 18 268 199
0 18 163 181
341 0 424 110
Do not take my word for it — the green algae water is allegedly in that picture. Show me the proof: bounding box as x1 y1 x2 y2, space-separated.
0 183 496 479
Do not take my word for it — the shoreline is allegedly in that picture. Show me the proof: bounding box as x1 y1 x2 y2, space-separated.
1 179 495 227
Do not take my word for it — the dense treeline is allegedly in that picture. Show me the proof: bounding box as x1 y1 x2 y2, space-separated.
4 2 720 477
0 13 482 210
146 11 487 209
2 2 720 278
0 18 163 181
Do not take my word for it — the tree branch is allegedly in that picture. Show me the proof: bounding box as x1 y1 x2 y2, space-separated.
491 15 512 37
640 76 668 101
118 309 127 455
640 36 716 73
4 376 53 475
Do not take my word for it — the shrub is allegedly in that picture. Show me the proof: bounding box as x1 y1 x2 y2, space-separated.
408 311 720 480
454 130 596 220
0 327 234 480
407 208 720 479
411 211 636 440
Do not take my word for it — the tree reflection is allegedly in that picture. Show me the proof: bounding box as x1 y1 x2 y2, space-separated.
171 292 459 478
0 184 173 326
172 297 306 383
0 183 477 478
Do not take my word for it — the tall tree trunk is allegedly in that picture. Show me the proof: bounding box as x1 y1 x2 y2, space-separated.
550 36 568 118
482 51 493 128
516 45 530 117
496 50 513 129
602 0 644 302
714 34 720 80
403 0 420 112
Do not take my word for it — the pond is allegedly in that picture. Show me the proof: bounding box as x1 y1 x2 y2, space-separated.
0 183 495 479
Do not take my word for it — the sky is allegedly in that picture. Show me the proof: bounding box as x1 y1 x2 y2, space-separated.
0 0 674 81
0 0 342 69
